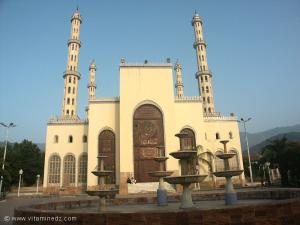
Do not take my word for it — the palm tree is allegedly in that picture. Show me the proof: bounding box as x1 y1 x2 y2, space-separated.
193 145 215 189
261 136 288 186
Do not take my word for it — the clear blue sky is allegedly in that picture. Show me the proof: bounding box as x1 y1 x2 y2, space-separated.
0 0 299 143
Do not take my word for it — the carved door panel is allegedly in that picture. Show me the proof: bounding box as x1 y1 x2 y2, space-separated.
133 105 165 182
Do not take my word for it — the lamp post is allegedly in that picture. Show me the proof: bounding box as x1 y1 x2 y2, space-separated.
0 122 16 197
239 118 253 184
18 169 23 197
36 174 40 195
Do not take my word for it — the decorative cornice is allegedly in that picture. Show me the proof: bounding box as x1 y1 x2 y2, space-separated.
89 97 120 103
175 96 202 102
48 116 87 125
120 63 172 68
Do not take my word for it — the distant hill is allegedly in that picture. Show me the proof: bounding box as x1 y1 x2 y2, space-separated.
240 124 300 151
249 132 300 154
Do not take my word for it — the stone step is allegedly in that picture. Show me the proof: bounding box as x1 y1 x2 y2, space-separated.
128 182 176 194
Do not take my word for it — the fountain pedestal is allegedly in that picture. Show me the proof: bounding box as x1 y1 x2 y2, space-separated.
213 140 244 205
86 155 119 212
148 146 173 206
164 133 207 209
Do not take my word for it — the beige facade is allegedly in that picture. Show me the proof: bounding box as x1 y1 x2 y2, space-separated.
43 10 244 194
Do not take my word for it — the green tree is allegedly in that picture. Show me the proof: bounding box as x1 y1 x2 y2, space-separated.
0 140 44 191
261 137 300 187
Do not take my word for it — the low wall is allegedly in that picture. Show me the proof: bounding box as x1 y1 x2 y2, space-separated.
14 189 300 225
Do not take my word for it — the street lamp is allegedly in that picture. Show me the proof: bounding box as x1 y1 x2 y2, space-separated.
18 169 23 197
238 118 253 184
36 174 40 195
0 122 16 197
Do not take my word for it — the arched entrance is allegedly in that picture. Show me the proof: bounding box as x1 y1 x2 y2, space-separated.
133 104 165 182
98 130 116 184
180 128 196 175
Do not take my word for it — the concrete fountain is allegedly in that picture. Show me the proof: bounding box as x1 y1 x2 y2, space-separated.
86 155 119 211
148 146 173 206
164 133 207 208
213 140 244 205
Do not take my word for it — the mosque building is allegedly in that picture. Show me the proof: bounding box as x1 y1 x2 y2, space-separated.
43 9 244 194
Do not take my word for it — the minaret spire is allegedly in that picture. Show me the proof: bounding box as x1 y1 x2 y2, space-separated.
88 60 97 100
62 9 82 117
174 61 184 97
192 12 215 114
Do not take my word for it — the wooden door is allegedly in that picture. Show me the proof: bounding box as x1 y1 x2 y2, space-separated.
133 104 165 182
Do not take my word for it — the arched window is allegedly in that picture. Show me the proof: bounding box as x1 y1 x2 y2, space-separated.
207 97 210 103
82 135 87 143
201 76 203 82
203 65 206 70
229 132 233 139
208 107 211 113
48 154 61 185
201 45 203 51
71 55 73 61
204 108 207 113
67 98 70 105
229 150 239 171
72 98 74 105
202 87 205 92
71 110 74 116
180 128 196 175
78 153 87 185
68 87 71 93
68 77 72 83
74 55 76 61
206 86 209 93
66 110 69 115
98 130 116 184
68 135 73 143
203 97 205 102
72 44 74 50
73 87 75 94
54 135 59 143
215 150 224 172
216 132 220 140
73 77 76 84
205 76 208 81
202 55 204 61
70 66 73 71
63 154 76 186
180 128 196 150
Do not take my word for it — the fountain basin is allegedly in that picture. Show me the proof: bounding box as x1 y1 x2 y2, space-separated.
92 170 113 177
175 133 189 139
148 171 173 177
153 156 169 162
86 189 119 198
164 175 207 184
169 150 197 159
213 170 243 178
215 153 236 160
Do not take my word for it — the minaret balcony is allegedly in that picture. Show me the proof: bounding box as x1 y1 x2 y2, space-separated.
191 16 202 26
193 39 206 48
68 39 81 47
195 70 212 78
87 82 97 88
63 70 81 79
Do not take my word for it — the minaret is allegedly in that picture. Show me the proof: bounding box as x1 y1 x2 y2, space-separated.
88 60 97 100
62 9 82 117
192 12 215 114
174 62 184 97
